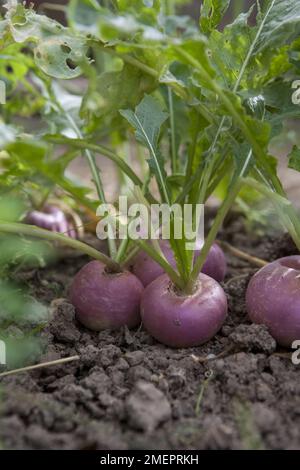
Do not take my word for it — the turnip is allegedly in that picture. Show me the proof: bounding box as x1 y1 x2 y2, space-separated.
70 260 144 331
246 256 300 347
141 272 227 348
0 222 144 331
26 205 78 238
131 241 227 287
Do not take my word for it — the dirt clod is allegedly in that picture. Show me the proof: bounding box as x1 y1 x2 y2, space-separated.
229 324 277 354
48 299 80 344
125 381 172 432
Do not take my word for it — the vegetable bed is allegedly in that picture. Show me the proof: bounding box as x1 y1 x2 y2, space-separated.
0 219 299 450
0 0 300 451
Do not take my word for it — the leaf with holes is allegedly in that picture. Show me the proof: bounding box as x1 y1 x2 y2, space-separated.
34 36 88 79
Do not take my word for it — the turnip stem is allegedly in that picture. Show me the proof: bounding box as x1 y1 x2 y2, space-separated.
175 47 284 196
121 245 140 267
184 113 200 189
185 146 253 293
61 110 117 260
136 240 185 289
115 238 130 264
168 88 177 174
0 222 121 272
186 178 243 293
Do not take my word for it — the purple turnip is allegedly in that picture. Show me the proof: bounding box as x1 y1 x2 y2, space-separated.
246 255 300 347
70 260 144 331
26 205 78 238
132 241 227 287
141 272 227 348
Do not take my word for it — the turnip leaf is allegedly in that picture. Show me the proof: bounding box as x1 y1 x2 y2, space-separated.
255 0 300 53
120 95 170 203
288 146 300 172
200 0 231 34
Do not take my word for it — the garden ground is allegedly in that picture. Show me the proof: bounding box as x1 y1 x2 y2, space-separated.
0 215 299 450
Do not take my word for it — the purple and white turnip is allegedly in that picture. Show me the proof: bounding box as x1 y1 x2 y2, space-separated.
131 241 227 287
246 255 300 347
26 205 78 238
141 272 228 348
70 260 144 331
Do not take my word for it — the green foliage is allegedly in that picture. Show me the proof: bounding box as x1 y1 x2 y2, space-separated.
255 0 300 53
288 145 300 172
200 0 231 34
0 196 49 369
120 95 170 202
0 129 92 209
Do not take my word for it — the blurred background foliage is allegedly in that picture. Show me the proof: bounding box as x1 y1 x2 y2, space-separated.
27 0 258 26
0 197 51 370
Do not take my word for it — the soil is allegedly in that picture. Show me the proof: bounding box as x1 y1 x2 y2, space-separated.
0 216 299 450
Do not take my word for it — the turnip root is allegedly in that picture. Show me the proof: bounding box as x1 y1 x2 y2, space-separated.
246 255 300 347
132 241 227 287
26 205 77 238
70 261 143 331
141 273 227 348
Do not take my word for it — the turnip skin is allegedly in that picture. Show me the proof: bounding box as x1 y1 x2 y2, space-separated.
132 241 227 287
202 243 227 283
26 205 76 238
131 240 173 288
70 261 144 331
246 256 300 347
140 273 227 348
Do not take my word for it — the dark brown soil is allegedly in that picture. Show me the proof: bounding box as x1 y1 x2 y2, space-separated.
0 217 299 450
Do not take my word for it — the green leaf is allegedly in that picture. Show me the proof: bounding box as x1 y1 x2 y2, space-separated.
288 145 300 172
82 64 156 119
67 0 102 33
259 79 300 135
255 0 300 53
2 4 89 79
120 95 170 202
4 4 66 43
208 8 255 89
120 95 168 151
200 0 231 34
34 35 88 79
0 195 25 222
2 139 94 209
